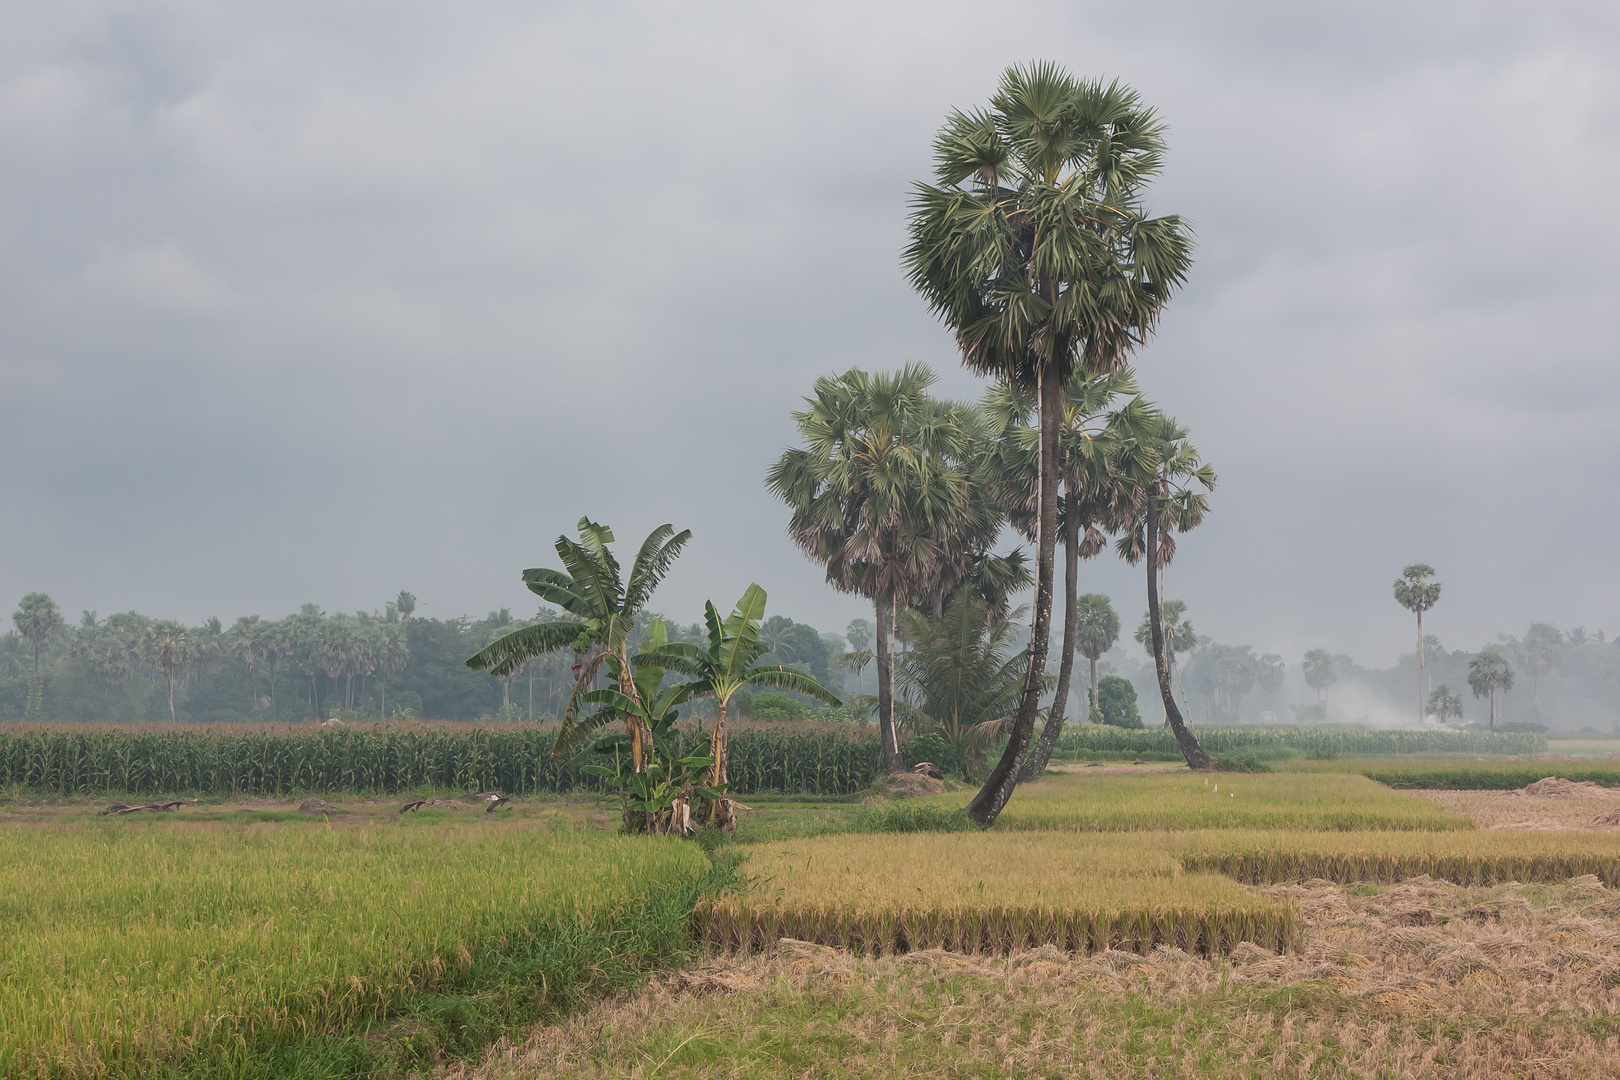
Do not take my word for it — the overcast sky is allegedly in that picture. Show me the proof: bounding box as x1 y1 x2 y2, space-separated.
2 0 1617 667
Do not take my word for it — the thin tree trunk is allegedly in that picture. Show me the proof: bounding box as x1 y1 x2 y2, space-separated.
528 667 534 722
380 678 386 720
1019 492 1079 781
1417 610 1425 722
968 361 1062 826
1145 505 1210 769
875 594 902 773
1090 655 1099 719
166 672 176 721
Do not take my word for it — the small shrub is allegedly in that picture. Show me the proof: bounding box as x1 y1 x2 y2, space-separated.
1096 676 1143 729
903 732 959 775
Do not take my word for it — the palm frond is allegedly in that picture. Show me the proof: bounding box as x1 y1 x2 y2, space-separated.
465 620 582 678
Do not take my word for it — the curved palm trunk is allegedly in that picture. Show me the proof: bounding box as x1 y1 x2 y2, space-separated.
1145 507 1210 769
875 592 903 773
1019 492 1079 781
968 364 1062 826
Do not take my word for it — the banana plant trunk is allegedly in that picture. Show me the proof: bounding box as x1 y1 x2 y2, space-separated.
967 361 1063 826
1018 491 1079 781
1145 504 1211 769
707 696 733 829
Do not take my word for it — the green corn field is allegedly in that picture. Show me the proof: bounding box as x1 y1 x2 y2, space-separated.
0 724 883 797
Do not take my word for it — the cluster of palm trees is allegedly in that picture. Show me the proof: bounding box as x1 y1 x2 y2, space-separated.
762 63 1220 824
8 591 415 721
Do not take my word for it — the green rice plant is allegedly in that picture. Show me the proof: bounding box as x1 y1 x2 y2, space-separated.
0 821 707 1078
1051 724 1546 759
1161 828 1620 886
696 833 1300 958
909 771 1471 833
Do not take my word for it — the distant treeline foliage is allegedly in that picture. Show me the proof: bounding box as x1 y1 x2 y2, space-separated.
0 725 883 798
0 595 847 723
1054 725 1547 760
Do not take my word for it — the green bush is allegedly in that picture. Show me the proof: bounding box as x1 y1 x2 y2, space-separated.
743 692 807 721
903 732 959 775
1096 676 1143 729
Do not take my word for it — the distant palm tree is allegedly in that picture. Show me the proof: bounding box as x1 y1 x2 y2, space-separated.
1134 600 1197 717
142 620 193 721
1072 595 1121 722
1257 653 1286 716
226 615 268 711
1468 649 1514 728
1393 564 1442 722
1302 649 1337 704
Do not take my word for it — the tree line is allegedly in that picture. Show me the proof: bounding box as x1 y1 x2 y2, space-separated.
0 591 851 724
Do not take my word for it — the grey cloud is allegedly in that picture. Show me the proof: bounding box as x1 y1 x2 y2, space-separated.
1 0 1616 664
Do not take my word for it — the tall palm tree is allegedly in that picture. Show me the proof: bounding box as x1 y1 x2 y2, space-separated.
985 370 1147 781
373 621 408 719
13 593 63 719
226 615 267 712
766 365 980 774
142 620 192 721
1468 649 1514 728
1393 564 1441 722
465 518 689 774
1114 415 1214 768
905 62 1194 825
637 583 840 827
892 597 1034 778
1257 653 1286 717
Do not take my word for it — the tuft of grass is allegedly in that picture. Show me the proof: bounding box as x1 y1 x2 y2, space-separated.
1210 754 1273 773
851 802 976 834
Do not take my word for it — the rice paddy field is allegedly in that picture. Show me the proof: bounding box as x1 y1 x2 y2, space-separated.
913 769 1473 832
0 817 710 1079
11 743 1620 1079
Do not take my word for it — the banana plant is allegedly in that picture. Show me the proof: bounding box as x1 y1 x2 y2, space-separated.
636 583 841 829
465 517 691 774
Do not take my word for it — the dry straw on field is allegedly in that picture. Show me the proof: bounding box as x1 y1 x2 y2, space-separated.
695 833 1301 958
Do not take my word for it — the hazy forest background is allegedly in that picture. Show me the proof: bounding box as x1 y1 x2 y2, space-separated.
7 588 1616 732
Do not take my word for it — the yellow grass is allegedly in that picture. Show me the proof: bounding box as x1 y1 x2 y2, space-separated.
697 833 1300 957
915 770 1472 831
0 820 706 1078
